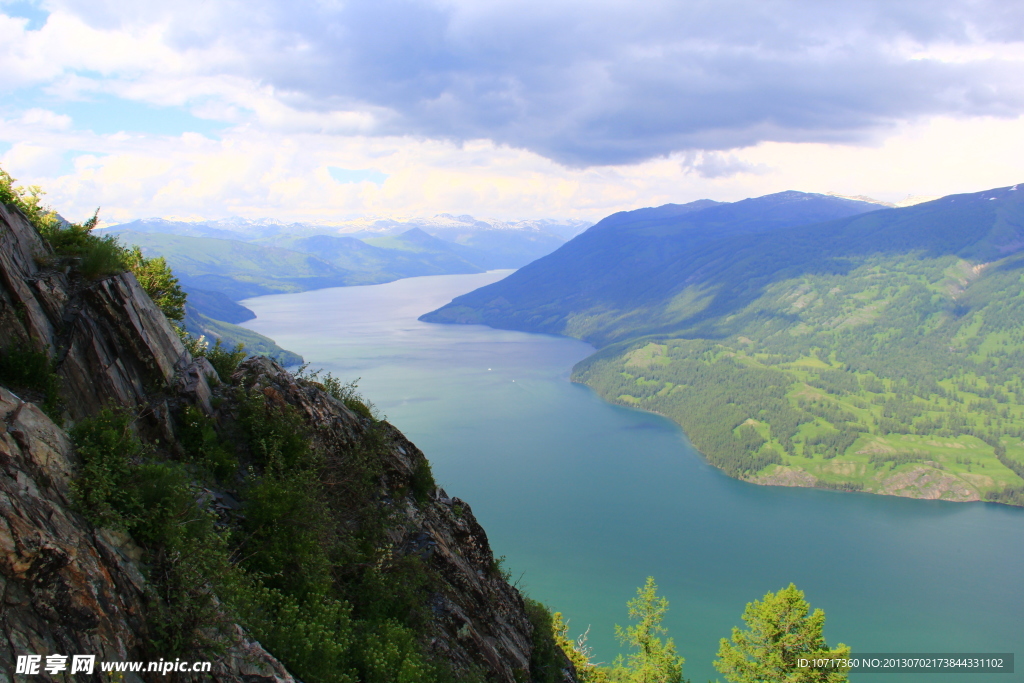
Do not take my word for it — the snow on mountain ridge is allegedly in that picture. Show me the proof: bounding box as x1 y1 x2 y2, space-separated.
125 214 590 237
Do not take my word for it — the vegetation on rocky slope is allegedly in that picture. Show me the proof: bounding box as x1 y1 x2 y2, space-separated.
68 363 468 682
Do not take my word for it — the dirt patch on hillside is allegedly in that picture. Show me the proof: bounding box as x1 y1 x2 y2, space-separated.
878 466 980 501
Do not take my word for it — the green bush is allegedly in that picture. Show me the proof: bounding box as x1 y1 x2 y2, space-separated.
178 331 250 381
207 339 247 381
237 387 315 470
71 409 145 529
491 555 512 582
297 366 378 419
241 468 333 599
123 246 186 322
177 404 238 480
410 458 436 504
354 620 443 683
131 462 214 547
524 599 563 683
0 343 62 417
78 234 130 279
147 534 235 658
35 210 129 280
72 409 232 658
233 585 357 683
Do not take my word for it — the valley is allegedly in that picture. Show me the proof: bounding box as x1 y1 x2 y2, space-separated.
240 271 1024 683
101 214 587 368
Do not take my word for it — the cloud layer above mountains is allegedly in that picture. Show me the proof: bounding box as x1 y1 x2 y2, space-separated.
24 0 1024 165
1 0 1023 220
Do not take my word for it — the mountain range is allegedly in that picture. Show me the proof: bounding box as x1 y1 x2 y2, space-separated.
421 191 884 343
423 186 1024 505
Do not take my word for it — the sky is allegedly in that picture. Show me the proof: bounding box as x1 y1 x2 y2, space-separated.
1 0 1023 224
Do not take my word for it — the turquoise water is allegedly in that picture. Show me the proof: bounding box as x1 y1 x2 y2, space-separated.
242 271 1024 683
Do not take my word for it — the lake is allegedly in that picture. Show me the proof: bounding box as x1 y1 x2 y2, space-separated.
242 271 1023 683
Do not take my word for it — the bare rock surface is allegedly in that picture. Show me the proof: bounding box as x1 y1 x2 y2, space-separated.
0 202 201 421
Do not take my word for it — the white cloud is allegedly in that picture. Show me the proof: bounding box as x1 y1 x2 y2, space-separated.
1 0 1023 224
5 0 1024 164
0 142 66 176
19 108 72 129
0 112 1020 226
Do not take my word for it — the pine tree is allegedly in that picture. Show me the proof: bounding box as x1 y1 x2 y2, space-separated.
611 577 685 683
714 583 850 683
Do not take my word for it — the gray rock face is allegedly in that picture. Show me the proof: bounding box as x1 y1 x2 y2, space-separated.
0 202 200 421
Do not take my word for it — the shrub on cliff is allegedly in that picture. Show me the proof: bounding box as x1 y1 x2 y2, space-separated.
0 164 186 322
0 342 62 417
123 245 187 322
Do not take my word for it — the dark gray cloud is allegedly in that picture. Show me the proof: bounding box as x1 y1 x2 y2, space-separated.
55 0 1024 166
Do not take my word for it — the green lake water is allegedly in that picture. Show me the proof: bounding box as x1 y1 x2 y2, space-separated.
242 270 1024 683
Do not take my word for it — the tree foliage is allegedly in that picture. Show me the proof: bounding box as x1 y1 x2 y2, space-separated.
714 584 849 683
552 612 607 683
610 577 686 683
123 246 187 322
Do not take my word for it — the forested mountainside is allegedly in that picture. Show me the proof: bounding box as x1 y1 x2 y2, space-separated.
426 185 1024 504
0 195 575 681
420 191 882 344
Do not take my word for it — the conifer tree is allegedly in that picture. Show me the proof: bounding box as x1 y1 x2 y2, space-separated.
612 576 686 683
715 583 850 683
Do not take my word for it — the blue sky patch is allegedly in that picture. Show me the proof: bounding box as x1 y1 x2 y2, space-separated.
58 95 228 137
329 167 389 185
2 1 49 31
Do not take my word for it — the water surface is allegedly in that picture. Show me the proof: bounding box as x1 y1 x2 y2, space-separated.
243 272 1023 683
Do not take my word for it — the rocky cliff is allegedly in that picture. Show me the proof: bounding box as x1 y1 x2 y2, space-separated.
0 200 574 682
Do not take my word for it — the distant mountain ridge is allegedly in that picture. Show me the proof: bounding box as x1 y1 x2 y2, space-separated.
101 212 587 362
103 212 590 297
421 190 887 344
107 213 590 241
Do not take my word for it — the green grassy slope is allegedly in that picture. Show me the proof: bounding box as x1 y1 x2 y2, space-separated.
182 305 303 366
573 186 1024 503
